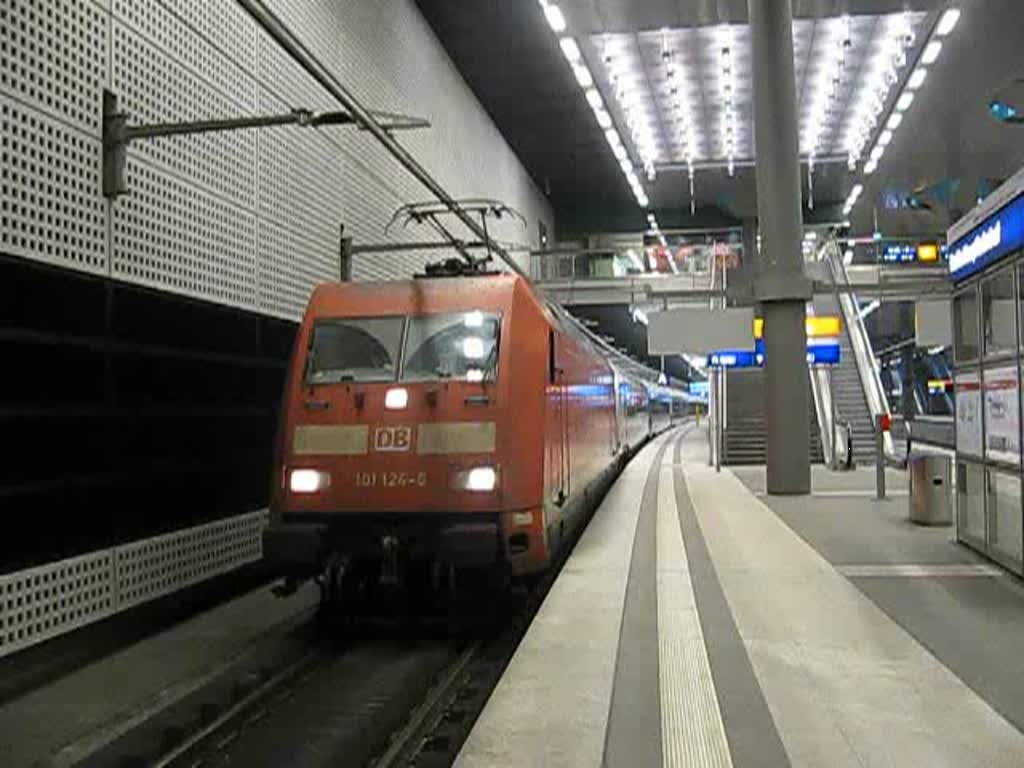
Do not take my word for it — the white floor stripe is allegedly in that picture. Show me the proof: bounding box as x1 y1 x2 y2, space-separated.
657 466 733 768
838 563 1003 578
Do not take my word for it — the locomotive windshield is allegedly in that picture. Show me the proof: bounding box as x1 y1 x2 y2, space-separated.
402 311 501 382
305 317 404 383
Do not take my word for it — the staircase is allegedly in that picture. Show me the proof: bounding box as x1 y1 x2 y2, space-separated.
818 296 878 467
721 369 824 466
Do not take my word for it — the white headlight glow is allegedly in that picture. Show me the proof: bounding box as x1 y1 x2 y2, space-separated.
465 466 497 492
290 469 330 493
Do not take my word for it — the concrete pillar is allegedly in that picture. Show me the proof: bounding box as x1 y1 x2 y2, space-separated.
725 218 759 304
748 0 812 494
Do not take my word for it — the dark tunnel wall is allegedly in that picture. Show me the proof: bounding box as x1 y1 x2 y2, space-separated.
0 255 297 572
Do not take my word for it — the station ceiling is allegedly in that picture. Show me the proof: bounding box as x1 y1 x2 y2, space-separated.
416 1 1024 241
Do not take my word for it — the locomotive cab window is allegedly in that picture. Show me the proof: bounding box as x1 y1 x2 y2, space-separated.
402 311 501 382
305 316 404 384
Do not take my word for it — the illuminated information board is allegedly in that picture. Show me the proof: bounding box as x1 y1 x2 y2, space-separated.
949 194 1024 281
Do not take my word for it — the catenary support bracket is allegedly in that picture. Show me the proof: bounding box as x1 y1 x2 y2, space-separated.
101 90 429 198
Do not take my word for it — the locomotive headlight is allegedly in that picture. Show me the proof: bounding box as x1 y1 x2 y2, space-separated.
290 469 330 493
465 466 497 492
385 387 408 410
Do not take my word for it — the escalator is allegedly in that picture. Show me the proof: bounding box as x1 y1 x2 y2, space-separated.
814 294 879 466
812 241 899 465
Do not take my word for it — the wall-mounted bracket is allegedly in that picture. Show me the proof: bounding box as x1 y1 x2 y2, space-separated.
101 89 429 198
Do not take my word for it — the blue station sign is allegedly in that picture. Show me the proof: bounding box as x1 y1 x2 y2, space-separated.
689 380 710 399
710 341 841 369
706 350 758 369
752 338 841 366
949 193 1024 281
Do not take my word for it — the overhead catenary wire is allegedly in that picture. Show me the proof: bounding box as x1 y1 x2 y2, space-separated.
238 0 678 383
235 0 528 280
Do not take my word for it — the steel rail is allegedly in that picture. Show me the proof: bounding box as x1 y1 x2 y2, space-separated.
235 0 527 279
371 645 480 768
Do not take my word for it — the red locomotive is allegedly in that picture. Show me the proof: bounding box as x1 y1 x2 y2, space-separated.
263 272 687 592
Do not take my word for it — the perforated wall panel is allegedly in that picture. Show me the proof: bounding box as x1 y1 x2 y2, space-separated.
1 0 553 320
116 510 267 610
0 510 268 658
0 550 116 657
0 0 108 134
0 96 107 273
112 157 258 308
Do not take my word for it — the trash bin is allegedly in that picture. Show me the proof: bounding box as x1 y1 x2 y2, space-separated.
908 454 952 525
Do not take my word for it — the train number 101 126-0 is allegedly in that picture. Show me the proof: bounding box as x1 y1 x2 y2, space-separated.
354 471 428 488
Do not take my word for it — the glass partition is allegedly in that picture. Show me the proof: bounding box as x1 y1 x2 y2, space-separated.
953 287 980 363
1018 263 1024 350
982 267 1017 357
987 470 1023 572
957 461 986 550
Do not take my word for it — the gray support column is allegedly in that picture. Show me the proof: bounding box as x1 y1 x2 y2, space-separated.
748 0 812 494
740 218 758 279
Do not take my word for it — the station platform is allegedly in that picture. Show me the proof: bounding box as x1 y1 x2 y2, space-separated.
456 426 1024 767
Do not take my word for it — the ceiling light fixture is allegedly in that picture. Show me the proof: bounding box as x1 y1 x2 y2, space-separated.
559 37 581 63
718 26 737 177
538 8 650 210
805 16 850 174
573 64 593 88
921 40 942 64
843 13 916 173
542 2 567 33
842 183 864 216
936 8 961 36
845 6 959 199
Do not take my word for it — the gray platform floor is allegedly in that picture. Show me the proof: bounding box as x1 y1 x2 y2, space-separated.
734 464 1024 739
458 427 1024 767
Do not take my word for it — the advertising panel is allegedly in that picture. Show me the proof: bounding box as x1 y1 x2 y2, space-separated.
955 371 983 457
984 365 1021 464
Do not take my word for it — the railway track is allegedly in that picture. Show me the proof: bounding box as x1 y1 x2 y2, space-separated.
60 576 553 767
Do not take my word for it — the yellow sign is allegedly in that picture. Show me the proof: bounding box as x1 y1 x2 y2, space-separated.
754 316 841 339
917 243 940 263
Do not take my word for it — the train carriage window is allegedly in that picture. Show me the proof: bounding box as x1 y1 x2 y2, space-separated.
305 317 404 384
402 311 501 382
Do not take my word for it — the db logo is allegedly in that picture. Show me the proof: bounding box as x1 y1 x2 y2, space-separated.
374 425 413 452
